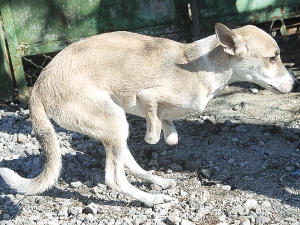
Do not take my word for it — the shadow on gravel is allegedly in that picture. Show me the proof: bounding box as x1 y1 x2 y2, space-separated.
0 115 300 212
0 181 21 220
162 120 300 208
128 118 300 209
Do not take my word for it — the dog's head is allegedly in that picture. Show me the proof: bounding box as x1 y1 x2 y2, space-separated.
215 23 299 94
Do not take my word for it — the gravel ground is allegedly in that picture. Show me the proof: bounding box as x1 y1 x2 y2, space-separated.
1 29 300 225
0 81 300 225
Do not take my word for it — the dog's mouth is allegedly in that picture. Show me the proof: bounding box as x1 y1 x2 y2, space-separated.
265 84 286 94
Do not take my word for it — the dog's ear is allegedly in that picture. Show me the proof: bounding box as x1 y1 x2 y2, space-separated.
215 23 247 57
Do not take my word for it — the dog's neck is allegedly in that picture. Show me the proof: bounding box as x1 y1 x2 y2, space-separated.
183 35 233 99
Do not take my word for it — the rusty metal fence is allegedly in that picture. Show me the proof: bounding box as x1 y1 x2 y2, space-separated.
0 0 191 102
1 0 300 102
22 53 57 88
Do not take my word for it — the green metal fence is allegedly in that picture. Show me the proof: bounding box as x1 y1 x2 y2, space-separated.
0 0 190 102
191 0 300 39
1 0 300 102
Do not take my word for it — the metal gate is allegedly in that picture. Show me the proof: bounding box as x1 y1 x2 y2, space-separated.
0 0 190 102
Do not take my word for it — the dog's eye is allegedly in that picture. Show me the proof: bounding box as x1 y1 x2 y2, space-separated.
268 56 277 64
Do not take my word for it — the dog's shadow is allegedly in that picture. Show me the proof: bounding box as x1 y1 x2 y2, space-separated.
1 113 300 219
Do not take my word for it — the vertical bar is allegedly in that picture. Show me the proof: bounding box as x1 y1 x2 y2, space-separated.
189 0 200 40
1 0 29 102
0 14 14 102
180 0 193 43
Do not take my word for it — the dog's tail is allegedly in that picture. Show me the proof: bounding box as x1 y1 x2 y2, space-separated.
0 89 62 194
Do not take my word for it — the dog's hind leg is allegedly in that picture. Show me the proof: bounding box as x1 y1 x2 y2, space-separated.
78 92 174 206
104 141 174 206
123 147 176 189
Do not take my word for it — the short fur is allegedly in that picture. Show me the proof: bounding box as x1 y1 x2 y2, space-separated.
0 23 298 206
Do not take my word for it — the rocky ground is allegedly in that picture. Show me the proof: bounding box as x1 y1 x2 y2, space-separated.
1 28 300 225
1 81 300 225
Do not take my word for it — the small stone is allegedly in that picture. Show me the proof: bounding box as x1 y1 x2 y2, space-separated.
201 115 216 124
231 137 239 142
3 213 9 220
94 183 107 194
235 125 247 133
228 159 235 164
151 184 163 191
110 190 119 198
244 199 258 212
76 151 85 162
181 219 194 225
128 207 138 215
84 180 93 187
261 200 271 210
19 108 29 116
291 222 300 225
232 105 239 111
239 161 250 167
70 181 83 188
249 88 259 94
240 217 251 225
200 167 216 178
152 152 159 160
83 202 98 214
285 165 295 172
256 215 270 225
17 133 27 143
28 215 40 221
218 215 226 222
68 206 83 215
284 217 297 222
221 185 231 191
58 207 68 217
134 215 147 225
170 163 184 172
84 214 94 222
232 205 247 216
167 215 181 225
224 120 233 127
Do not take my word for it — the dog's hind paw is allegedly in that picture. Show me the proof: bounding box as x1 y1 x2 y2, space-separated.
159 178 176 189
145 194 177 207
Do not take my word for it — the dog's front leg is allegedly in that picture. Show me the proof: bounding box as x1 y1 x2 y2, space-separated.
144 109 162 145
162 120 178 145
137 89 162 144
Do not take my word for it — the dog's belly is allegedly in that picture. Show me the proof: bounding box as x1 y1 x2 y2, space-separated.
160 107 199 121
124 102 200 121
125 104 146 118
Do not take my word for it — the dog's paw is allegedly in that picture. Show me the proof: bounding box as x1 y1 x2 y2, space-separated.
145 194 177 207
164 132 178 145
159 178 176 189
144 133 160 145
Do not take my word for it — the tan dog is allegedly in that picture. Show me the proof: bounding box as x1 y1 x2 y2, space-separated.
0 23 298 206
